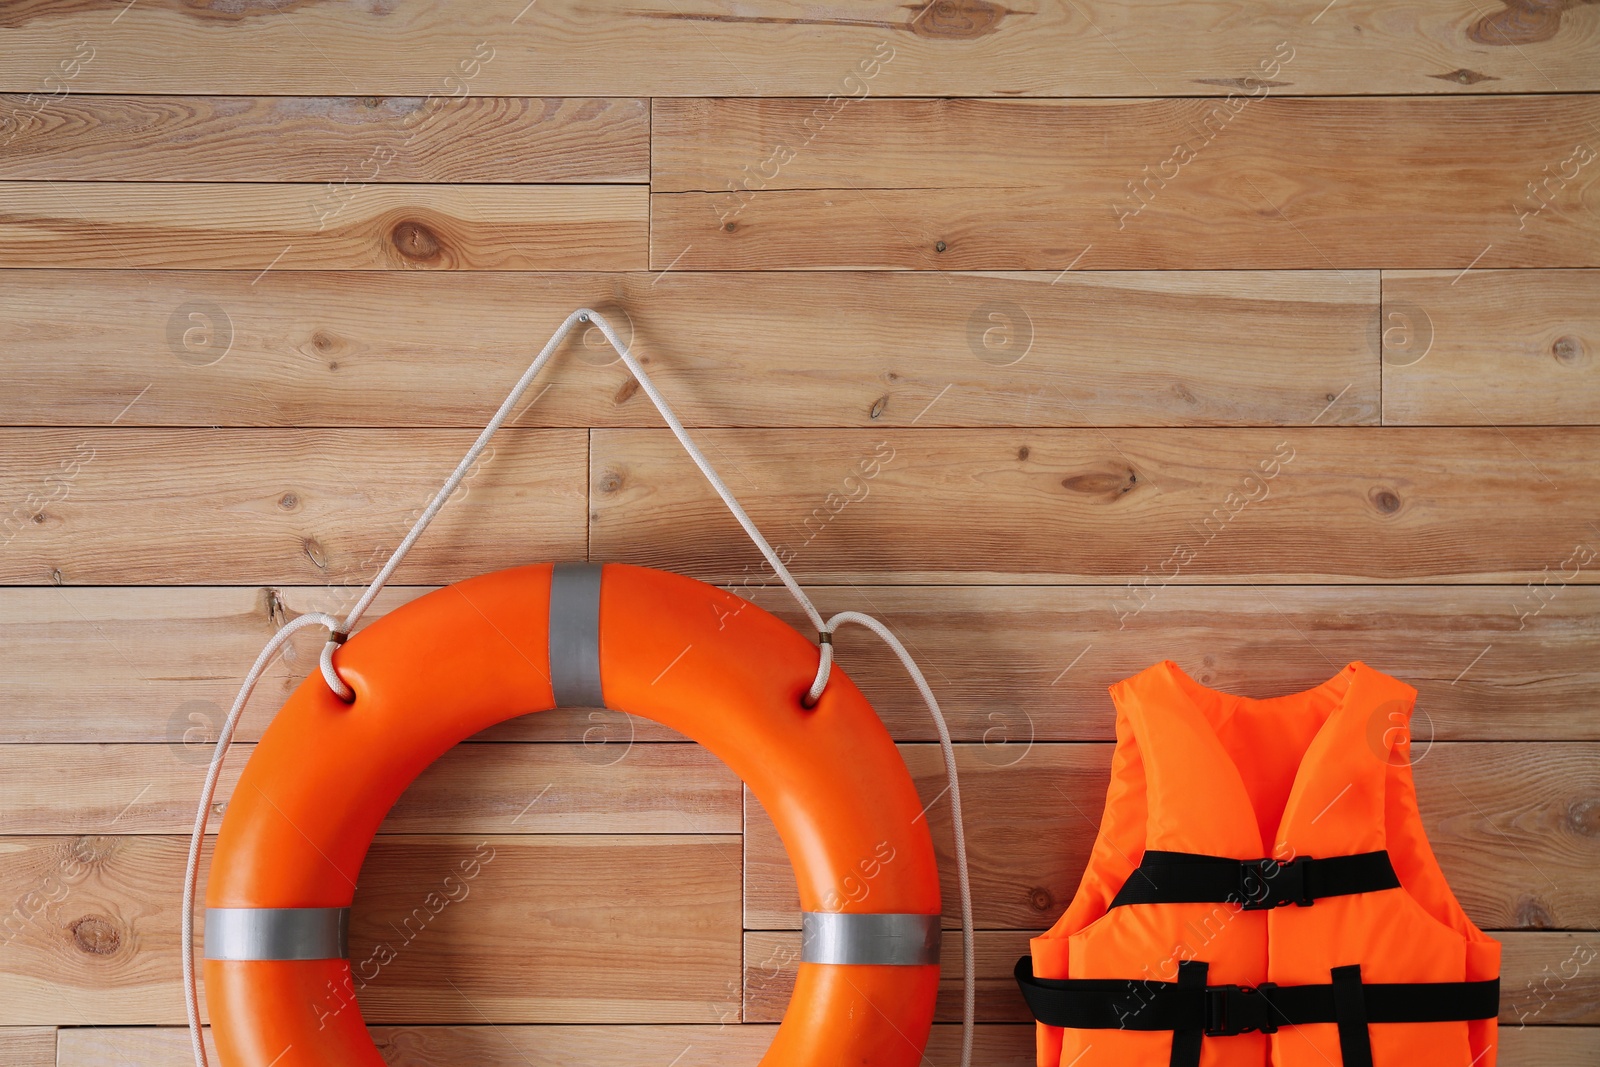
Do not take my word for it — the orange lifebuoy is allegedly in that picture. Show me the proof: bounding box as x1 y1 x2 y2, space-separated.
203 562 942 1066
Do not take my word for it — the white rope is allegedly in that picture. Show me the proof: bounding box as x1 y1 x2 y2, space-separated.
314 309 830 702
184 309 973 1067
182 610 343 1067
824 611 975 1067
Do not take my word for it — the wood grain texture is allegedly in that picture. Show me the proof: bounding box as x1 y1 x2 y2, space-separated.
0 182 647 269
4 2 1597 1058
1 1 1595 96
0 585 689 745
4 584 1595 744
651 97 1600 270
743 929 1600 1024
55 1023 1038 1067
0 743 739 836
0 834 740 1025
590 427 1600 584
744 744 1600 933
1500 931 1600 1027
0 269 1379 428
58 1022 1600 1067
1498 1028 1600 1067
1384 270 1600 425
0 429 588 585
0 1029 53 1067
0 96 648 182
1420 744 1600 932
738 584 1600 743
49 1023 1600 1067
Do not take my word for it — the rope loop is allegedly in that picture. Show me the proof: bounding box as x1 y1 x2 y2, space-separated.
319 637 354 703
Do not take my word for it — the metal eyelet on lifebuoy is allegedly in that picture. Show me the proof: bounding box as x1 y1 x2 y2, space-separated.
203 562 943 1066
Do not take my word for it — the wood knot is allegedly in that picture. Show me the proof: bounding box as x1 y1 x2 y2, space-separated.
67 835 116 866
1017 445 1030 461
1193 76 1292 89
1028 886 1054 912
69 916 121 956
869 395 888 420
1551 334 1586 364
278 492 299 511
613 378 640 405
722 221 738 233
1568 797 1600 836
1513 894 1554 928
302 537 328 569
163 0 315 21
1370 488 1402 515
1469 0 1579 46
1430 68 1499 84
910 0 1012 39
263 587 288 627
597 471 624 494
391 219 442 262
311 330 336 353
1061 468 1138 498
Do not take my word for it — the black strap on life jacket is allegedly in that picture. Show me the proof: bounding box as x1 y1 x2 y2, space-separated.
1109 850 1401 911
1015 956 1499 1067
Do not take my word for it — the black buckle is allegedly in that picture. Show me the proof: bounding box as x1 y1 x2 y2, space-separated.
1204 982 1281 1036
1239 856 1313 910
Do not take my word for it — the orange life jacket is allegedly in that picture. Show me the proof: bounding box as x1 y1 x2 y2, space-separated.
1017 660 1500 1067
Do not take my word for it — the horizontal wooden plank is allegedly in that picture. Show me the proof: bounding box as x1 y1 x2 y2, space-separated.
0 96 648 183
0 429 588 585
0 743 739 836
0 834 740 1025
1384 270 1600 425
0 1029 52 1067
745 744 1600 933
3 583 1594 748
55 1023 1037 1066
590 427 1600 584
1 2 1594 96
5 585 1593 745
651 97 1600 270
0 269 1379 428
1501 932 1600 1027
1498 1028 1600 1067
743 929 1600 1025
738 585 1600 743
0 585 693 745
0 182 647 269
51 1023 1600 1067
347 836 741 1025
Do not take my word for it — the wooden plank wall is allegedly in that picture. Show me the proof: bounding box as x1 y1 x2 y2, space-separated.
1 1 1597 1064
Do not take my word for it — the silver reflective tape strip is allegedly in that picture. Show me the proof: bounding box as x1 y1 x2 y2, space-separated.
801 912 942 966
204 907 349 961
549 562 604 708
